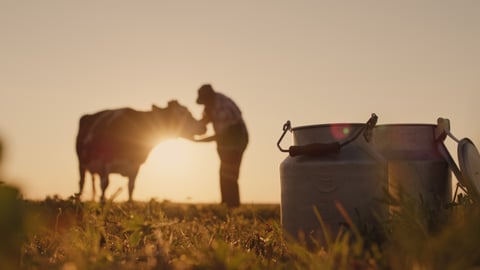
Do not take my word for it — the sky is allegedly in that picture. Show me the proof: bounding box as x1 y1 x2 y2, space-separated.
0 0 479 203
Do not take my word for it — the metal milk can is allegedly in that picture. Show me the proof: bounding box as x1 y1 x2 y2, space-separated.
277 114 388 241
372 124 452 212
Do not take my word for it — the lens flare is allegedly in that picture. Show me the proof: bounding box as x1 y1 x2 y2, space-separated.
330 124 351 140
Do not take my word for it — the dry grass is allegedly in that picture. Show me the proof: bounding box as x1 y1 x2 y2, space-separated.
1 183 480 269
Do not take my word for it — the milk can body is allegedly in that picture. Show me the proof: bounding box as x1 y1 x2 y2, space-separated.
372 124 452 211
279 123 388 241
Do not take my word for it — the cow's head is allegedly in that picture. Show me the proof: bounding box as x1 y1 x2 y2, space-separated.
152 100 206 139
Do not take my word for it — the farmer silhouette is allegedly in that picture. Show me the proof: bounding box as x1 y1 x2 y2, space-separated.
194 84 248 208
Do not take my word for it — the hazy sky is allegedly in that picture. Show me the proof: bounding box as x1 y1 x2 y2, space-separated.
1 1 479 203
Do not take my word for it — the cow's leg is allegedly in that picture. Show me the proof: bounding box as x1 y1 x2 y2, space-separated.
100 173 109 203
127 169 139 202
77 164 86 197
91 174 96 201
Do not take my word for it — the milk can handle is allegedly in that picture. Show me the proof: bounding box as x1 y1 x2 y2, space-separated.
288 142 341 157
277 113 378 157
435 117 465 187
276 121 340 156
277 121 292 153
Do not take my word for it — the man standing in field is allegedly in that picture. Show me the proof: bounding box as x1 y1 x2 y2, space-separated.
194 84 248 208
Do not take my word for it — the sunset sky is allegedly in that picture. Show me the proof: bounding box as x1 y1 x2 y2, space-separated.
1 1 479 203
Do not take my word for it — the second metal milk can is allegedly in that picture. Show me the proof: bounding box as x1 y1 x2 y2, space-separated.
372 124 452 212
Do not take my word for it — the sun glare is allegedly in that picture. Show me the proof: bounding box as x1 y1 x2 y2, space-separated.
133 138 219 202
149 138 194 169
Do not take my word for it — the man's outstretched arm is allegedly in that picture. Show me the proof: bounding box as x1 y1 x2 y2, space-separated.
191 135 217 142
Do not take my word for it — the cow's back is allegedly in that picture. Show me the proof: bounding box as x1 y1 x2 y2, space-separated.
76 108 156 173
76 113 95 162
76 109 123 162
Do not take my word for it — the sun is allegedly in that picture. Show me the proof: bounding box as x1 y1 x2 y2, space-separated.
148 138 195 169
134 137 219 202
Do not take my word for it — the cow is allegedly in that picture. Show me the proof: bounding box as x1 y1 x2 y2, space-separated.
75 100 206 202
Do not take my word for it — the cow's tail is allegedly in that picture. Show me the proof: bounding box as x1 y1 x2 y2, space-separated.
76 115 91 158
76 114 92 197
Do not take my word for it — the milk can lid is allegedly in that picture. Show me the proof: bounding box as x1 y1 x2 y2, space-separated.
458 138 480 197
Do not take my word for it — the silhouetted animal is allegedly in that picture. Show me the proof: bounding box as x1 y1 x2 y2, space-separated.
76 100 206 201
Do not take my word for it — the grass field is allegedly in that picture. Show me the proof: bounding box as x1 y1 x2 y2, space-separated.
1 184 480 270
